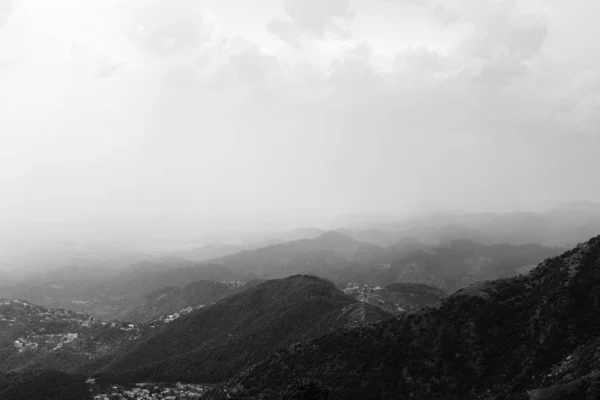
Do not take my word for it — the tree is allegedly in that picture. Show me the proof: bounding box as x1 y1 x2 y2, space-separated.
278 378 330 400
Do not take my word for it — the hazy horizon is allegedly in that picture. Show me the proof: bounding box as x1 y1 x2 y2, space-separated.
2 0 599 242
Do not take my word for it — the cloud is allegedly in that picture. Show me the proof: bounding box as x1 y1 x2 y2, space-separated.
389 0 549 85
385 0 460 24
267 19 300 49
1 0 600 239
122 0 215 57
393 46 446 76
430 4 461 24
268 0 354 46
463 13 548 61
327 42 383 102
0 0 13 27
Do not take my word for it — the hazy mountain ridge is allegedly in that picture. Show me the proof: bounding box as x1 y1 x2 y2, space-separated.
0 220 576 322
375 240 564 292
209 235 600 399
333 209 600 249
216 231 384 278
212 232 563 294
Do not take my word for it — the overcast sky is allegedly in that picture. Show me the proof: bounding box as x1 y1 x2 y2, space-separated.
0 0 599 239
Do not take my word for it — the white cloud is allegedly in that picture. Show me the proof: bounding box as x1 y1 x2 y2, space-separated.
268 0 355 46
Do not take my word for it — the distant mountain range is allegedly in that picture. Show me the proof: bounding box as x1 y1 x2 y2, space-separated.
330 207 600 248
212 232 563 292
373 239 564 292
214 231 384 279
0 230 565 322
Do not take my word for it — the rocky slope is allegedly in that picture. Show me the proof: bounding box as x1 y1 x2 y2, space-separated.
210 236 600 399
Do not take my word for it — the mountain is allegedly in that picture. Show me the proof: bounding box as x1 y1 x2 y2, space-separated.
122 279 266 323
337 229 408 247
384 237 429 257
97 275 392 383
375 240 564 292
270 227 327 242
160 243 270 263
216 231 385 280
212 235 600 399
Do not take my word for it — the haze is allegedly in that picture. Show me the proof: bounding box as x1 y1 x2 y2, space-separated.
1 0 599 243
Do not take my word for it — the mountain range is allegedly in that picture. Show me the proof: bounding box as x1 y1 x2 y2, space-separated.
0 235 598 399
0 231 564 324
213 232 563 293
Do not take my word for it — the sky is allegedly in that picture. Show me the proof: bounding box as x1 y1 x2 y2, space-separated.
0 0 599 239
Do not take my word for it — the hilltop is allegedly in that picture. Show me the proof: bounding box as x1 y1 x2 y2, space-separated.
97 275 391 383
